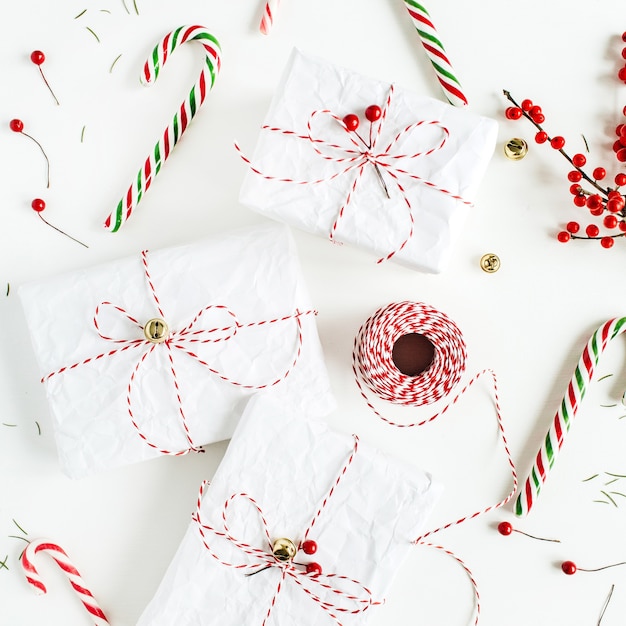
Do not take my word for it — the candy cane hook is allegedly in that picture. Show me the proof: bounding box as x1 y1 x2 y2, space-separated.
104 25 222 232
515 317 626 516
21 538 110 625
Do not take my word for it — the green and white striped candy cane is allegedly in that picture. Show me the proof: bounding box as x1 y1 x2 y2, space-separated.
104 25 221 232
403 0 468 107
516 317 626 516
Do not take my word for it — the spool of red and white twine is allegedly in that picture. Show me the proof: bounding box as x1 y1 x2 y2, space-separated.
353 301 517 625
21 538 109 625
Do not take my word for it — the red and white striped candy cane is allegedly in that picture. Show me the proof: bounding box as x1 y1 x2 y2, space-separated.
21 538 109 626
259 0 280 35
103 25 221 232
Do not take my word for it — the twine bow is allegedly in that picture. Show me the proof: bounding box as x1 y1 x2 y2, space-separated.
43 250 314 456
237 85 472 263
193 436 383 625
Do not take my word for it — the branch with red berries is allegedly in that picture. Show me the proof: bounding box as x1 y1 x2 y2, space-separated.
502 32 626 249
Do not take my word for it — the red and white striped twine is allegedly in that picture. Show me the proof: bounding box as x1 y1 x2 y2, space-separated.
21 538 110 626
42 250 315 456
193 435 383 625
353 301 518 626
237 85 472 264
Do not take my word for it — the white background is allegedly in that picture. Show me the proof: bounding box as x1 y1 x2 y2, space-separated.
1 0 626 624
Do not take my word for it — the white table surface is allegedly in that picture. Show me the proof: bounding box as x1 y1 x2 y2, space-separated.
2 1 626 624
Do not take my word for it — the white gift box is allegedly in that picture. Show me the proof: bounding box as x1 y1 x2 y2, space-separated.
239 49 498 273
137 393 441 626
19 224 335 478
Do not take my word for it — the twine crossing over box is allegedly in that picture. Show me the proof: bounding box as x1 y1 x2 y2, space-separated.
239 49 498 273
19 224 334 478
137 393 441 626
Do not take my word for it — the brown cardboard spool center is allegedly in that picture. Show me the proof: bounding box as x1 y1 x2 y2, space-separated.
392 333 435 376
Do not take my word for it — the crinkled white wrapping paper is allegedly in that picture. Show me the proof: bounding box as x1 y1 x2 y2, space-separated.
239 49 498 273
19 224 335 478
138 392 442 625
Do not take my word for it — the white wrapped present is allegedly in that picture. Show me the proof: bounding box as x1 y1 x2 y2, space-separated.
137 392 441 626
239 49 498 273
19 223 335 478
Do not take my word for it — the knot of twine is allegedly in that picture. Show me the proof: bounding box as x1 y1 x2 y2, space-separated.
43 250 314 456
237 85 472 263
193 435 383 626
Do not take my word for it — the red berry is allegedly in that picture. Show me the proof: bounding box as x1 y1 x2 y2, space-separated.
566 221 580 233
604 214 618 229
593 167 607 180
589 205 605 216
617 148 626 162
31 198 46 212
572 153 586 167
561 561 577 575
567 170 582 182
617 124 625 136
550 136 565 150
30 50 45 65
342 114 359 132
301 540 317 555
532 113 546 124
586 224 600 237
623 32 626 42
620 221 626 232
505 107 523 120
497 521 513 536
305 562 322 576
521 99 533 111
9 118 24 132
529 105 542 117
535 131 548 144
586 194 603 210
619 66 626 82
622 48 626 60
557 231 571 243
614 140 623 153
601 236 615 249
607 196 625 212
364 105 382 123
573 195 587 207
615 173 626 186
569 184 582 195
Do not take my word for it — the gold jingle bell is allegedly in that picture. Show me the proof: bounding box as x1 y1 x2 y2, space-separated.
143 318 169 343
504 138 528 161
272 538 297 562
480 253 501 273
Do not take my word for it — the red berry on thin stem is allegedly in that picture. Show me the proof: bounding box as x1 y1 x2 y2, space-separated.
615 173 626 187
550 136 565 150
535 131 548 144
342 114 359 132
601 236 615 249
9 119 50 188
562 561 577 575
562 559 626 575
593 167 606 180
586 224 600 238
30 49 60 106
572 153 586 167
9 118 24 133
505 107 523 120
30 198 89 248
305 562 322 576
567 170 582 182
497 521 560 541
573 195 587 207
566 221 580 233
557 231 571 243
604 214 618 229
365 105 382 123
521 99 533 111
301 540 317 555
